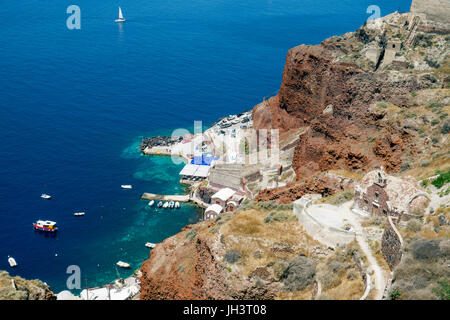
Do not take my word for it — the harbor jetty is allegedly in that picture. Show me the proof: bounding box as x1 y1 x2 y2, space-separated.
141 193 189 202
140 135 183 151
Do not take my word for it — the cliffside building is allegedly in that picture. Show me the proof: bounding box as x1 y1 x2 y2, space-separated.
354 168 429 221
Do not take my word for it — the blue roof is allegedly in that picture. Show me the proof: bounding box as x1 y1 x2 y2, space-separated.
190 155 217 166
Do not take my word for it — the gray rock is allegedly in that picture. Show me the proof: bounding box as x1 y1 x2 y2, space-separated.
323 104 334 115
438 215 447 226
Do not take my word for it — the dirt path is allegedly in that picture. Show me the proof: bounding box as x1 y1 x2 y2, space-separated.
341 201 387 300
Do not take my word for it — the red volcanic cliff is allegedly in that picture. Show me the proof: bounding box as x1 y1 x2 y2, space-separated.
253 43 423 185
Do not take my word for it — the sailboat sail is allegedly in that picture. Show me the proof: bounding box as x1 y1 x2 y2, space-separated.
118 7 124 20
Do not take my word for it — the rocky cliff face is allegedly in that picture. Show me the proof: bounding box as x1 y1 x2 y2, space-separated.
252 10 449 201
139 8 449 299
0 271 56 300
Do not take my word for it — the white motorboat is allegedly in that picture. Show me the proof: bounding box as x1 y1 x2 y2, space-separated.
114 7 126 23
41 194 51 200
33 220 58 232
163 202 169 208
74 212 85 216
169 201 174 209
116 261 130 268
121 185 132 189
175 202 180 209
148 200 155 207
8 256 17 268
145 242 156 248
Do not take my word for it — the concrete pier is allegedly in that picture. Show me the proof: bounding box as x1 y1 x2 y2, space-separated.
141 193 190 202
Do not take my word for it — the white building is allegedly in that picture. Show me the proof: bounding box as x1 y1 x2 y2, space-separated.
204 203 223 220
211 188 236 207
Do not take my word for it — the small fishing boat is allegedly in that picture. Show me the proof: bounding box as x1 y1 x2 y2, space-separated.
145 243 156 248
40 194 51 200
73 212 85 216
33 220 58 232
8 256 17 268
114 7 126 23
116 261 130 268
175 202 180 209
169 201 175 208
163 202 169 208
121 185 132 189
157 201 163 208
148 200 155 207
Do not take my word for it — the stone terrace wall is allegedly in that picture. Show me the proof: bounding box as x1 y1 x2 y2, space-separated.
381 215 404 270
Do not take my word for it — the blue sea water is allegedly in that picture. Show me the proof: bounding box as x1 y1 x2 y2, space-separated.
0 0 411 294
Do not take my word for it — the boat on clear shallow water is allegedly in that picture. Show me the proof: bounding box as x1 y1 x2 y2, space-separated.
40 194 51 200
33 220 58 232
157 201 163 208
148 200 154 207
175 201 180 209
163 202 169 208
169 201 174 208
121 185 132 189
145 242 156 248
8 256 17 268
116 261 130 268
114 7 126 23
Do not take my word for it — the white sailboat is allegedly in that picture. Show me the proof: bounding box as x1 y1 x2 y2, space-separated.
115 7 126 23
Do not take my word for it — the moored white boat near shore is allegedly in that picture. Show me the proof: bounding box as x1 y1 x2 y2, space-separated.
116 261 130 268
121 185 132 189
8 256 17 268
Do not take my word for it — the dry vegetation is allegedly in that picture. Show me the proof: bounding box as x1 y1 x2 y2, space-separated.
316 242 365 300
316 190 354 206
205 203 366 300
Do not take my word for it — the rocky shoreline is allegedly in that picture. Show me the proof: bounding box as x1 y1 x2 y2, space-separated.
140 135 184 152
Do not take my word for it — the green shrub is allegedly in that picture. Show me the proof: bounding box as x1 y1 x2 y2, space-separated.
185 228 197 242
400 162 410 172
421 160 430 167
224 250 242 264
264 211 295 223
390 288 402 300
406 219 422 232
432 170 450 189
441 121 450 134
256 201 278 210
432 278 450 300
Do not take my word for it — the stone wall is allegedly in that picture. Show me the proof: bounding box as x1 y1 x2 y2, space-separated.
381 216 404 270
